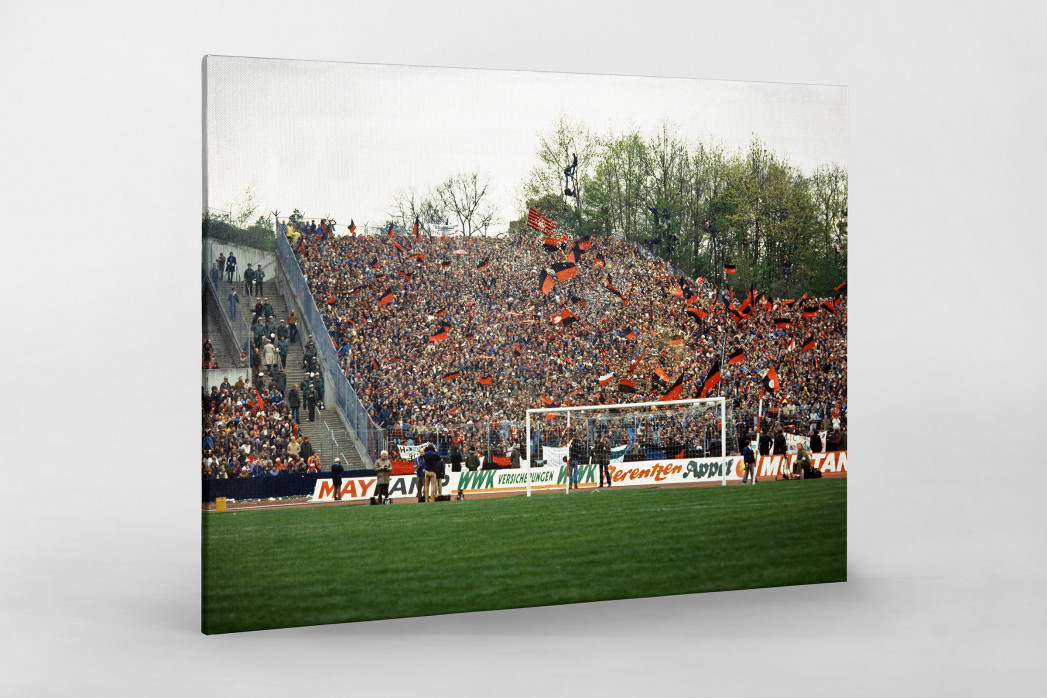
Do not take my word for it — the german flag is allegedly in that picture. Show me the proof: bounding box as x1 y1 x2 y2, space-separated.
593 254 606 268
660 374 685 401
727 348 746 365
685 307 708 323
527 208 557 235
699 359 721 399
477 258 490 271
348 219 357 235
552 262 578 281
538 270 556 296
443 371 461 381
761 366 780 393
800 335 816 351
429 330 448 342
376 288 394 306
618 378 636 393
478 376 493 385
387 223 395 238
774 318 792 329
599 372 614 385
412 217 420 242
724 263 737 274
835 281 847 293
802 306 819 319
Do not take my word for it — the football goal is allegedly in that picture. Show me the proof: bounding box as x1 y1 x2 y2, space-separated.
524 397 727 496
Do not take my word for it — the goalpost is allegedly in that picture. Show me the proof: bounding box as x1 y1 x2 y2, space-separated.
524 397 727 496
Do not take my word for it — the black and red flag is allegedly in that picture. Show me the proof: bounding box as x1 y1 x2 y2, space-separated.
478 376 493 386
443 371 461 381
618 378 636 394
348 219 357 235
542 241 560 253
685 307 708 323
660 374 685 402
376 288 394 306
699 359 722 399
603 276 625 302
761 366 780 393
593 254 606 268
623 328 638 340
391 238 410 254
626 357 642 373
371 357 381 371
527 207 558 235
429 330 448 342
512 345 523 356
724 263 737 274
538 270 555 296
412 217 420 242
782 298 797 308
551 309 578 327
397 270 414 280
569 292 586 307
774 318 792 329
727 348 746 365
820 300 836 313
802 306 819 319
387 223 395 238
576 235 592 251
431 307 447 317
551 262 578 281
835 281 847 293
375 273 386 282
800 292 808 303
800 335 816 351
371 256 380 270
441 259 452 268
477 258 490 272
567 243 585 264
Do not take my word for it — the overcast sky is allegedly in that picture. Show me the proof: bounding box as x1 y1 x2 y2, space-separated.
205 56 847 233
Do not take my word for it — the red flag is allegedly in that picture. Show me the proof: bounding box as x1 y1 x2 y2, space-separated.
429 331 448 342
539 270 555 296
727 348 745 365
660 374 685 401
593 254 606 268
800 335 816 351
412 217 420 242
376 288 394 306
443 371 461 381
835 281 847 293
527 207 557 235
478 376 492 385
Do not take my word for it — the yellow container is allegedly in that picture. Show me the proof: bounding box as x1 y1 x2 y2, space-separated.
215 497 227 513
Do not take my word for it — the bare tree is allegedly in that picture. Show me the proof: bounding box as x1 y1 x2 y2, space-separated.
435 171 498 237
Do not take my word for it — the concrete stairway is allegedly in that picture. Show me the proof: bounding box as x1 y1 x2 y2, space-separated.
240 286 367 472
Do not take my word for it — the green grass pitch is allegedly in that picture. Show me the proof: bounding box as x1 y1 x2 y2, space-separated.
202 478 847 633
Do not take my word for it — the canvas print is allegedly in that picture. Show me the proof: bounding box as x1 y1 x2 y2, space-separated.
201 56 848 634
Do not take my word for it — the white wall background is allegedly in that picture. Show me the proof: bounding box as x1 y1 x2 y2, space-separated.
2 2 1045 697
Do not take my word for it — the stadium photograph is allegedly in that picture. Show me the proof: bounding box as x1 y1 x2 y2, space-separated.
201 56 848 634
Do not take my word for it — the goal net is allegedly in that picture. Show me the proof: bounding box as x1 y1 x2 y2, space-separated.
525 397 727 495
